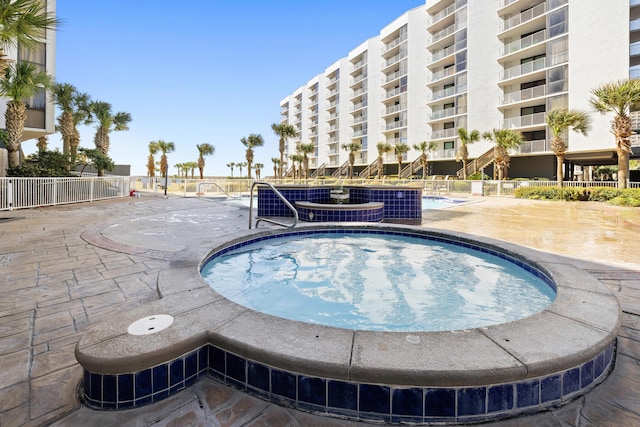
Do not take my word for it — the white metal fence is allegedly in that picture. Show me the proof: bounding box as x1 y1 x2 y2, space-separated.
1 176 637 211
0 176 130 211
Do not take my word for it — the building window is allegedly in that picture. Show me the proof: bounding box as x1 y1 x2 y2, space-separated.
444 141 455 150
548 7 568 38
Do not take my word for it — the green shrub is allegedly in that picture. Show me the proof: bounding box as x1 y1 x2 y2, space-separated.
515 185 640 206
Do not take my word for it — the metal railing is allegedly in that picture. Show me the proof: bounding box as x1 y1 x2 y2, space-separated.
0 176 130 211
249 181 298 229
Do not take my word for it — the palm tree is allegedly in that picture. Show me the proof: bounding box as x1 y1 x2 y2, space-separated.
174 163 185 178
482 129 523 180
590 79 640 189
184 161 198 179
0 61 53 168
237 161 247 177
0 0 59 77
155 140 175 178
90 101 132 176
342 142 361 179
226 162 235 177
376 142 393 178
456 128 480 179
51 83 75 166
196 143 215 179
297 142 315 179
272 123 298 178
241 133 264 179
36 135 47 153
546 109 591 187
413 141 437 180
147 141 159 177
69 92 92 168
254 162 264 180
271 157 280 179
394 143 410 177
289 154 304 179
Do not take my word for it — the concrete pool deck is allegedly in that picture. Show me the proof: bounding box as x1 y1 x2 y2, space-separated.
0 194 639 426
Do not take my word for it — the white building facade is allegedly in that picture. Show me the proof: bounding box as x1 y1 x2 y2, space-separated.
0 0 57 175
279 0 634 180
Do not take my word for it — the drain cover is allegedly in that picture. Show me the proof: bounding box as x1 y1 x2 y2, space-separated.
127 314 174 335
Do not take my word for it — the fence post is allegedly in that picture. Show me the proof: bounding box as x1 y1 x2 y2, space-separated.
90 178 94 202
7 178 12 211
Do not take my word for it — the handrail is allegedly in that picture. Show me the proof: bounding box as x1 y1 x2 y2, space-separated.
197 181 239 198
249 181 298 229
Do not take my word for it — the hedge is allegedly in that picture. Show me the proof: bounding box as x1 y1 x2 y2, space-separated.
514 186 640 206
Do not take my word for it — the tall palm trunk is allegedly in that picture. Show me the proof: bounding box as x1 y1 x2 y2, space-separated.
57 110 74 170
377 156 383 178
246 149 254 179
94 126 110 176
348 152 355 179
70 128 81 168
494 146 509 181
551 135 567 187
421 153 427 179
5 100 26 168
397 156 403 177
613 114 632 189
279 140 285 179
459 144 469 179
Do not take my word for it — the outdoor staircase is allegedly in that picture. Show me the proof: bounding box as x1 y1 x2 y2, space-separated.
311 163 326 178
285 166 295 178
358 159 379 178
456 148 495 179
400 156 424 179
332 161 350 177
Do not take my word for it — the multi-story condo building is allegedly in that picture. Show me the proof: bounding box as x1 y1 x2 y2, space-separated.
0 0 56 175
279 0 632 180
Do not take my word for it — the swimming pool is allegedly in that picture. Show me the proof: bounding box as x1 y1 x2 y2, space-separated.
76 224 620 424
224 195 465 210
201 231 555 332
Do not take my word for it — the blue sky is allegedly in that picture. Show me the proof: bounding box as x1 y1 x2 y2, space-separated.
23 0 425 176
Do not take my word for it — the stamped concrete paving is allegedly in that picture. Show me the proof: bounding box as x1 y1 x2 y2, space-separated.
0 194 638 427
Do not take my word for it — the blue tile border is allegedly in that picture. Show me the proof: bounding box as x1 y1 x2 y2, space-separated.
80 341 616 423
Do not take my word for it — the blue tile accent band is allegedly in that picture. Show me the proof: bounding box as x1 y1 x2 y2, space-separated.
81 341 615 423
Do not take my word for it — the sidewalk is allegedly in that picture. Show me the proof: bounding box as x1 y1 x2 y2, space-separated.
0 195 638 426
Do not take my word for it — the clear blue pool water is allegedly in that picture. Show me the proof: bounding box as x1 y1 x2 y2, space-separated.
201 232 555 332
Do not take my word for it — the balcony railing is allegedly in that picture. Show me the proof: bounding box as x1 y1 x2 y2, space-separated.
504 111 546 128
429 3 456 25
501 3 546 32
385 137 408 146
502 84 546 105
351 115 367 125
502 56 546 80
383 86 406 100
431 148 456 160
383 33 407 53
383 103 407 115
385 68 407 83
431 85 457 101
430 24 456 44
328 123 339 131
351 101 367 112
510 139 548 154
384 50 407 68
430 45 455 62
352 129 367 137
430 128 457 139
328 87 339 97
351 72 368 85
383 120 407 131
328 112 339 120
428 106 467 121
431 67 455 82
352 58 366 70
328 136 340 143
501 29 546 56
327 75 339 85
500 0 518 8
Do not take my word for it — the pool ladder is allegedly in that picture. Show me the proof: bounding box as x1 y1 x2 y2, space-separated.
249 181 298 229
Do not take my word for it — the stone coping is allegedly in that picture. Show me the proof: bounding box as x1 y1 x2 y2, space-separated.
294 201 384 210
75 224 621 389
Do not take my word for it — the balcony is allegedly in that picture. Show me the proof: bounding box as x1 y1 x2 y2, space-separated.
501 57 546 81
430 45 455 63
430 128 457 139
385 68 407 84
501 0 518 8
352 129 367 137
327 111 339 120
383 103 407 116
351 72 368 85
431 148 456 160
352 87 367 98
351 115 368 125
328 136 340 143
384 51 407 69
383 33 407 53
327 87 339 97
382 86 406 100
501 29 546 57
500 3 546 32
351 101 367 112
502 84 546 105
327 75 339 86
430 85 457 101
384 120 407 131
430 24 456 46
328 123 339 131
431 67 455 82
385 137 408 146
428 106 457 121
510 139 548 154
504 111 546 128
327 100 339 109
352 58 366 71
429 3 455 26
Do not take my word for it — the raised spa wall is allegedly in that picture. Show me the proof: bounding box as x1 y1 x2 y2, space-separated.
256 185 422 224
